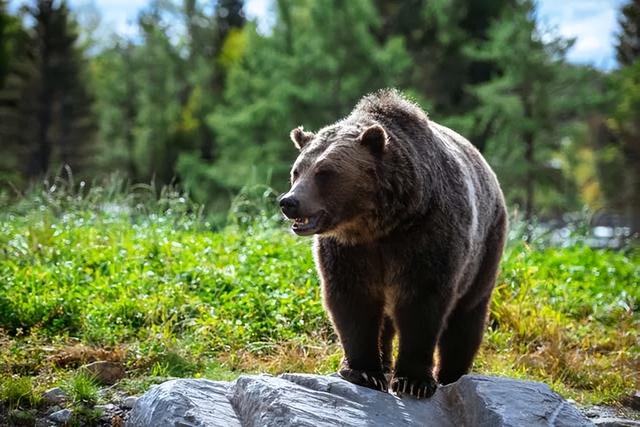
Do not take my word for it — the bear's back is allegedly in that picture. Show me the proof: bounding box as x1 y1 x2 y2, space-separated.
348 89 506 248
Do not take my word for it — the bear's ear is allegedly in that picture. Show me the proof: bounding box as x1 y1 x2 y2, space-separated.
290 126 315 150
358 124 388 155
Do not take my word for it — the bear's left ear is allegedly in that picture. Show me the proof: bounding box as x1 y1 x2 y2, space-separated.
290 126 315 150
358 124 388 155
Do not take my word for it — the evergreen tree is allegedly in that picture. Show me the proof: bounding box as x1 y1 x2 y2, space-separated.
588 0 640 236
465 0 589 221
0 2 31 186
616 0 640 66
373 0 516 151
93 0 245 189
130 3 187 183
609 62 640 236
29 0 95 177
184 0 245 162
206 0 410 198
0 0 12 86
0 0 94 183
174 0 246 211
608 0 640 235
92 40 139 178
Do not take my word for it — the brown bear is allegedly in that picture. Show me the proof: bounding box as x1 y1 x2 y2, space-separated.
279 89 507 399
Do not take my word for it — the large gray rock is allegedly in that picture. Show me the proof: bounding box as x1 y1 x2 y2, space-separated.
127 380 239 427
127 373 593 427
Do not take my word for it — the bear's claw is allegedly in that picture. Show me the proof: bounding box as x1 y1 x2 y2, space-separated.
390 376 438 399
338 367 388 392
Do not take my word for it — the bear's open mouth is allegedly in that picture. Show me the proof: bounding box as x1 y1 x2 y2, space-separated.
291 212 326 235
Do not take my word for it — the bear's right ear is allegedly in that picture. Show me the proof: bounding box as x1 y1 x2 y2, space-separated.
290 126 315 150
358 124 388 155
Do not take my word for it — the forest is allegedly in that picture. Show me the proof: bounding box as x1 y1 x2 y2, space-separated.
0 0 638 426
0 0 638 229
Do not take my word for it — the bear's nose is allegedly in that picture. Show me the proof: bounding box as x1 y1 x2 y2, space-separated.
279 196 300 218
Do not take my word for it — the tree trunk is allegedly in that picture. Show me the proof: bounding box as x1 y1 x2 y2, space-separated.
524 130 534 223
28 5 53 179
123 46 137 179
523 94 535 226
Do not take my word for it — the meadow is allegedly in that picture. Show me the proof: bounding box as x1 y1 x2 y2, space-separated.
0 179 638 424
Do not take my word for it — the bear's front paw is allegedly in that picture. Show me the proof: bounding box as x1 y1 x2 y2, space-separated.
338 367 388 392
390 375 437 399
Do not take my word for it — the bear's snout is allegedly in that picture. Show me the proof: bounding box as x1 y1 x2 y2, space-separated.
279 195 300 219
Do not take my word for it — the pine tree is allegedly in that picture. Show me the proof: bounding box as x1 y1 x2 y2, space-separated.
131 3 187 183
92 40 139 179
0 0 12 86
186 0 245 162
465 0 585 221
373 0 516 151
29 0 95 177
0 2 32 186
609 0 640 235
207 0 410 196
173 0 246 211
92 0 246 190
616 0 640 66
0 0 94 183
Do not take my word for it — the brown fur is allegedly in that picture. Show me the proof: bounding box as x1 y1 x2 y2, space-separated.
280 89 507 398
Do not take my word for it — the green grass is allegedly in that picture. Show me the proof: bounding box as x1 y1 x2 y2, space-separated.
62 372 99 406
0 377 40 409
0 178 638 410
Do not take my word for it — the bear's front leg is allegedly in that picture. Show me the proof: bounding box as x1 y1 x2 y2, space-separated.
316 238 387 392
324 283 388 392
391 290 451 399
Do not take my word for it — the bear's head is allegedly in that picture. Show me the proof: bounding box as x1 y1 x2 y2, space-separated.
279 123 388 241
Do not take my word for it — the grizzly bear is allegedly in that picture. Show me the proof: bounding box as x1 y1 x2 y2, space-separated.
279 89 507 399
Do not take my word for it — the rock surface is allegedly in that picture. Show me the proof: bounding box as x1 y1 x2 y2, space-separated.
42 387 67 405
592 418 640 427
584 405 640 426
48 408 72 424
127 373 594 427
122 396 138 409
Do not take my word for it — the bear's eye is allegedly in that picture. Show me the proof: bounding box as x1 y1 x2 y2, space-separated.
291 169 299 182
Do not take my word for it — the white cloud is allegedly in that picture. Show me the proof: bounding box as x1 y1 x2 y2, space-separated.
538 0 625 70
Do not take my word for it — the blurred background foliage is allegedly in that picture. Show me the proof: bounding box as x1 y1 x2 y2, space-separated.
0 0 639 232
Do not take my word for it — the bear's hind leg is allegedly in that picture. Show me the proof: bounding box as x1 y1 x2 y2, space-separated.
437 213 506 384
436 295 490 385
391 294 449 399
380 315 395 379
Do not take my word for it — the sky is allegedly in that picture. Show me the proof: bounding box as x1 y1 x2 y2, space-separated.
537 0 626 70
8 0 627 70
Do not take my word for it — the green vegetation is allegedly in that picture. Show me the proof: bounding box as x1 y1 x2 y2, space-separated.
62 373 99 406
0 377 40 409
0 1 638 418
0 182 638 409
0 0 639 231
